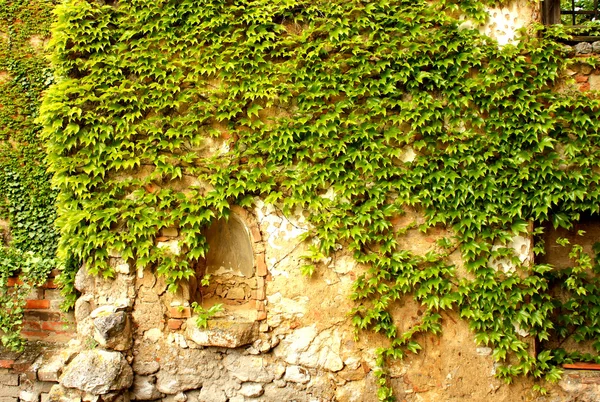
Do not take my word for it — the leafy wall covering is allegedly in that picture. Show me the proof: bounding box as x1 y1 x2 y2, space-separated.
18 0 600 399
0 0 61 351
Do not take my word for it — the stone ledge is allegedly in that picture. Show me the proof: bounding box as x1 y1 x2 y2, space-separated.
185 317 259 348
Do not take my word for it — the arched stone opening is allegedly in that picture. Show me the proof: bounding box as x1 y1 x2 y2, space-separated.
204 213 255 279
165 207 267 348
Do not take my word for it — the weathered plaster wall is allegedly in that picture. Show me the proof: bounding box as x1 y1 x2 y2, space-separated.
33 202 578 402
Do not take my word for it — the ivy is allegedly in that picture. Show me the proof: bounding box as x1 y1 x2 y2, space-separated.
0 0 65 351
38 0 600 399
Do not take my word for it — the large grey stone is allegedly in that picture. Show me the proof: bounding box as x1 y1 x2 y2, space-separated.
74 295 93 324
60 350 133 395
185 318 258 348
575 42 593 55
92 309 132 351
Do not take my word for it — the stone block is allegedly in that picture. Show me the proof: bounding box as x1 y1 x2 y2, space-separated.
239 382 264 397
590 74 600 91
575 42 592 55
0 384 20 397
60 350 133 395
0 373 19 386
43 290 62 301
92 309 132 351
19 390 39 402
130 375 163 400
48 384 82 402
160 227 179 237
185 318 258 348
131 358 160 376
155 371 203 394
37 347 79 383
284 366 311 384
222 355 274 383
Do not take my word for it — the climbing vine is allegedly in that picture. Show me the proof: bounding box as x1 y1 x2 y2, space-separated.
39 0 600 399
0 0 63 351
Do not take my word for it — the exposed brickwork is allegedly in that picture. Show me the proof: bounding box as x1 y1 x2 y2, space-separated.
5 269 75 343
0 361 14 369
25 300 50 310
567 61 600 92
0 354 59 402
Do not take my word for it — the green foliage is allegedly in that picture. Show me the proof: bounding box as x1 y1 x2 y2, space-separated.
0 246 54 350
190 302 224 329
39 0 600 399
0 0 63 351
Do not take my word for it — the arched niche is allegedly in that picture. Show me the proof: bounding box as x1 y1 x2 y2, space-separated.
204 214 254 278
166 207 267 347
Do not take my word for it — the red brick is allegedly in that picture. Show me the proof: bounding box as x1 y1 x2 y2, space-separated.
22 321 41 331
24 311 60 321
0 360 14 369
169 307 191 319
580 82 591 91
255 254 267 277
254 288 266 300
564 362 600 370
144 183 159 194
21 331 49 339
167 319 183 330
250 225 262 241
575 74 589 83
41 321 70 332
42 280 58 289
12 361 33 373
6 278 22 287
25 300 50 309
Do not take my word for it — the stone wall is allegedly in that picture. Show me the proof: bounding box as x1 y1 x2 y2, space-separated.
6 170 600 395
0 268 75 402
34 201 588 402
